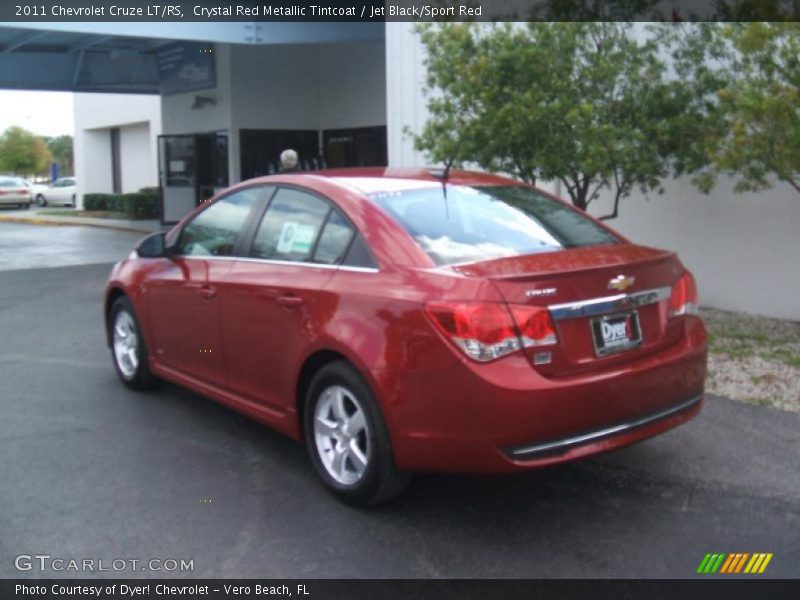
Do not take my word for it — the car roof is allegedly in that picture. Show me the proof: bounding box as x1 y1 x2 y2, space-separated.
316 167 522 193
240 167 524 196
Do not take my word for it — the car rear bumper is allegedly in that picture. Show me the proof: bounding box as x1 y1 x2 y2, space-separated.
377 316 707 474
501 393 701 462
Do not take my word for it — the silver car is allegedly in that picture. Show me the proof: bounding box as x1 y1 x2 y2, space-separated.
0 177 32 208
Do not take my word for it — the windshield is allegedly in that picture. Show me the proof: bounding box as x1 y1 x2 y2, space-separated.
367 184 619 265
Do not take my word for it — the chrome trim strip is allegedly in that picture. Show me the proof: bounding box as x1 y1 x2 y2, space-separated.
179 254 379 273
548 286 670 321
504 394 702 460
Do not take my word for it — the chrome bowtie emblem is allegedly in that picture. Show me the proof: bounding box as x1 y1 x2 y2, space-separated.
608 275 635 291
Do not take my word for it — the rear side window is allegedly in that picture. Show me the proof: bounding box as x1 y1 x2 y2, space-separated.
368 184 618 265
313 209 355 265
342 234 378 269
251 188 330 262
177 187 261 257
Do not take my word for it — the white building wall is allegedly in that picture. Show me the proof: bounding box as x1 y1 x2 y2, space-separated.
118 123 154 193
386 23 429 168
590 179 800 320
73 92 161 207
319 42 386 130
73 128 112 196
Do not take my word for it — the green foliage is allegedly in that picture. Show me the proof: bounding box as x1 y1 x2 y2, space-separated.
0 126 52 176
83 187 158 219
46 135 74 176
713 0 800 20
414 23 703 217
665 22 800 195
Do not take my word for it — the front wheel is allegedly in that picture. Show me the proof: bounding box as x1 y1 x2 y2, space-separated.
70 195 76 208
304 361 411 506
109 296 159 390
36 194 46 207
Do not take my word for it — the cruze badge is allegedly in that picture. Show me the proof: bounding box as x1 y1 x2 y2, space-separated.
608 274 635 291
526 287 557 298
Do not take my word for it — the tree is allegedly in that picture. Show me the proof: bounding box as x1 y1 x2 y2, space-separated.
666 23 800 195
47 135 74 177
0 126 52 176
413 23 704 218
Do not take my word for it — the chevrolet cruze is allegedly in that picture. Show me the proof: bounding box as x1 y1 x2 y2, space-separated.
105 168 707 505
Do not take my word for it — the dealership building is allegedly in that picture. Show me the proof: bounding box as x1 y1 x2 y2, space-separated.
0 20 797 319
0 22 429 221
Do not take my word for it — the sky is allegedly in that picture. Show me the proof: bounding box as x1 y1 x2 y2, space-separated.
0 91 74 137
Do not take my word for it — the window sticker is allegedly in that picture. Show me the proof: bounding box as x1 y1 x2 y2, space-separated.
277 221 317 254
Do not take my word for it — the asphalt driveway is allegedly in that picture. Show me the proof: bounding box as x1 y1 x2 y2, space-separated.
0 221 142 271
0 225 797 579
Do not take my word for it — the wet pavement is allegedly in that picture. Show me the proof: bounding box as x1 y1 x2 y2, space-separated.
0 222 142 271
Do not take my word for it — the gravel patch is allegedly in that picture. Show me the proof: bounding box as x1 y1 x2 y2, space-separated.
702 307 800 413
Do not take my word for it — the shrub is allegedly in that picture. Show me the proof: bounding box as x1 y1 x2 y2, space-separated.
83 187 159 219
83 193 113 211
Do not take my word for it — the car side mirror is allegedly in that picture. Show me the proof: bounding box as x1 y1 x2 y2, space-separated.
136 232 174 259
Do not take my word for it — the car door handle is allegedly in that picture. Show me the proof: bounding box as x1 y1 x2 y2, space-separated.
199 285 217 300
277 295 304 308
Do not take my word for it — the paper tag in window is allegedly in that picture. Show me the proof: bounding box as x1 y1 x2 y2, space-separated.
277 221 316 254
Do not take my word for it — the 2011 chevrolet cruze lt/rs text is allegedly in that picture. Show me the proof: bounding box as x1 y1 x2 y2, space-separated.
105 168 707 505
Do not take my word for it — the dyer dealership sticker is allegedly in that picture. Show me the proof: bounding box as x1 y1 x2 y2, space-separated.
277 222 316 254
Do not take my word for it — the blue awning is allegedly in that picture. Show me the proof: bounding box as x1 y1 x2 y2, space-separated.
0 22 384 93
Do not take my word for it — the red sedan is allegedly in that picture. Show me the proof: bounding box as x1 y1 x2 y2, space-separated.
104 168 706 505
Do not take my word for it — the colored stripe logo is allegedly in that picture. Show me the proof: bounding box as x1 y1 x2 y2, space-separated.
697 553 773 574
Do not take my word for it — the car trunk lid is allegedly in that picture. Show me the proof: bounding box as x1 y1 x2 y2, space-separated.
451 243 685 377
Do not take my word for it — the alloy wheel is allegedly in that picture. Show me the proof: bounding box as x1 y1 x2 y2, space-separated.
113 310 139 378
313 385 371 486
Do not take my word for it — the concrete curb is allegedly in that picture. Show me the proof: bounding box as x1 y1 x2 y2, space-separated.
0 215 155 235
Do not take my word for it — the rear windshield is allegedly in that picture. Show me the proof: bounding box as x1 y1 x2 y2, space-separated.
367 184 619 265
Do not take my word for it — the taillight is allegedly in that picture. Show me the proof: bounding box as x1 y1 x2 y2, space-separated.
669 271 699 317
425 302 557 362
509 305 558 347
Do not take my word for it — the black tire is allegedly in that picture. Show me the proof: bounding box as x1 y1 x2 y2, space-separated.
70 195 76 208
36 194 46 207
304 361 411 506
108 296 159 391
23 202 30 210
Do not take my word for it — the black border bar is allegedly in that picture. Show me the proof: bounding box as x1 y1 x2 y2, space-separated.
3 579 800 600
2 1 799 22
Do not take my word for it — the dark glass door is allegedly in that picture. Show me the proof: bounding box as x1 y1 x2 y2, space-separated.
323 126 387 168
239 129 320 180
158 132 229 224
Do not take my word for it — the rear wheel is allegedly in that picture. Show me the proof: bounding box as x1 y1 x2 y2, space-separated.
109 296 159 391
304 361 411 506
70 194 76 208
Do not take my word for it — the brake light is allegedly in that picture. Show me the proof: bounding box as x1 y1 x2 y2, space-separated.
509 305 558 347
669 271 699 316
425 302 557 362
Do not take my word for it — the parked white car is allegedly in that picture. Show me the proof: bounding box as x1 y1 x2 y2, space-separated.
36 177 76 207
0 176 32 208
23 179 49 199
